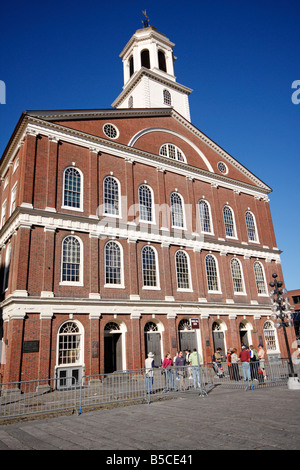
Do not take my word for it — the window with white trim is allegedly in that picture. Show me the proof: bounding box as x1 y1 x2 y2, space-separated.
198 199 213 233
61 236 82 284
105 241 123 286
170 192 185 228
10 183 17 215
159 143 186 162
103 176 120 216
175 250 190 290
142 245 158 288
263 321 278 351
205 254 220 292
138 184 154 222
223 205 236 238
245 211 258 242
230 258 245 293
58 321 82 365
63 167 82 210
1 200 7 228
253 261 267 294
163 89 171 106
103 123 119 139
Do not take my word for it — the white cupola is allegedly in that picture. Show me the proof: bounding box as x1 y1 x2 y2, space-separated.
112 24 193 121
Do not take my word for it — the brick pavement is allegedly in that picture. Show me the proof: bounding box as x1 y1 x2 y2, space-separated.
0 385 299 451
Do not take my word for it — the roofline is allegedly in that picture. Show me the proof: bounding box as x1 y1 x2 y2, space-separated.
0 107 272 193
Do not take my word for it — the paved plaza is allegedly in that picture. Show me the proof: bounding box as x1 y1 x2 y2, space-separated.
0 385 299 451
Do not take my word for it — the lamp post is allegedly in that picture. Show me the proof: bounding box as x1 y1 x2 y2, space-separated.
269 273 300 389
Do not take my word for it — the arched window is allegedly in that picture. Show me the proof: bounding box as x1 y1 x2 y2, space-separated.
253 261 267 294
205 254 220 292
163 89 172 106
105 241 123 286
175 250 191 290
103 176 120 216
170 192 185 228
63 167 82 210
158 50 167 72
230 258 245 293
223 205 236 238
129 55 134 77
58 321 82 365
142 245 159 288
245 211 258 242
263 321 278 352
138 184 154 222
141 49 150 69
61 236 82 284
159 143 186 162
198 199 213 233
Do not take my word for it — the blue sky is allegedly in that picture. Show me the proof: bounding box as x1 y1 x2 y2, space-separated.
0 0 299 289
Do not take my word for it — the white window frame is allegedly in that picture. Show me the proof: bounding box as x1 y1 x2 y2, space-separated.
230 257 246 295
198 199 214 235
170 192 186 230
56 320 84 367
138 184 155 224
253 260 268 296
245 210 259 243
159 143 187 163
10 183 17 216
141 245 160 290
62 166 83 212
205 254 222 294
163 89 172 106
223 205 237 239
104 240 124 288
1 199 7 228
175 249 193 292
263 320 280 354
60 235 83 286
103 175 121 218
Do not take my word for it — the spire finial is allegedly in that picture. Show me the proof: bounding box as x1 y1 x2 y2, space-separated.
142 10 149 28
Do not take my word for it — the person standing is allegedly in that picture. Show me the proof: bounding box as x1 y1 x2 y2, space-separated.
249 345 259 380
231 348 240 381
258 344 266 379
239 345 251 382
188 348 202 389
175 350 186 390
145 352 158 394
162 353 177 392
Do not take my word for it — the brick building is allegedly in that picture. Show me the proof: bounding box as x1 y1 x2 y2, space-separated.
0 25 297 385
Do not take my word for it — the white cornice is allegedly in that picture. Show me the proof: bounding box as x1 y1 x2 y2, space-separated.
0 208 281 264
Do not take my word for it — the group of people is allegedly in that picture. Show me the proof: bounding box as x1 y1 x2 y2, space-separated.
144 343 267 395
214 344 266 382
144 348 203 394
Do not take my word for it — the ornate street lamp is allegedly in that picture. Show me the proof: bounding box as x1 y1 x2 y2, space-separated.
269 273 300 389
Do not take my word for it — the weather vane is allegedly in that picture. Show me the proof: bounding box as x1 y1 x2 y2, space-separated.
142 10 149 28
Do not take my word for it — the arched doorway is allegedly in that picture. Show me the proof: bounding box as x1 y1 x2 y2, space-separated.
104 322 124 373
178 319 197 353
239 321 252 347
144 321 162 365
212 321 226 355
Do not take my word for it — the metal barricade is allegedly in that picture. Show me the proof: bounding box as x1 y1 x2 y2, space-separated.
0 360 298 421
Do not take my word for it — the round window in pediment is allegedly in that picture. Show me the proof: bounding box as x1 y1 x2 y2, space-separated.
103 123 119 139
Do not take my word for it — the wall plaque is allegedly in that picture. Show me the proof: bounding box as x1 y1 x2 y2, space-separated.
23 340 40 353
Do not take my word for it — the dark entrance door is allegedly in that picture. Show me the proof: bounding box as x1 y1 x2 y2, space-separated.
179 330 197 353
213 331 225 354
104 333 122 373
145 332 162 365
